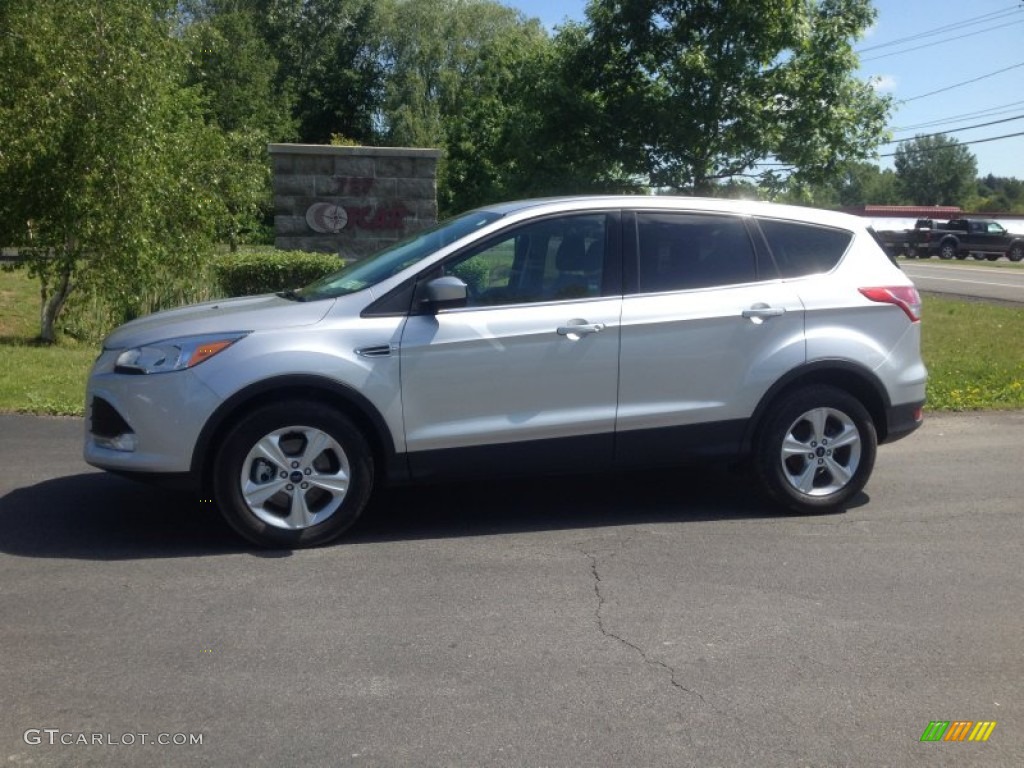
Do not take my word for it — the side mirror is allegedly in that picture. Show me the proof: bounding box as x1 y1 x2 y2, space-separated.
422 276 468 312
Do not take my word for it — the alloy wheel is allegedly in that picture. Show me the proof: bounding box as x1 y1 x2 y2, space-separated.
240 426 351 530
779 407 862 497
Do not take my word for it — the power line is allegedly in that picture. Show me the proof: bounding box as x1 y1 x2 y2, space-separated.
882 113 1024 144
880 130 1024 157
860 19 1024 62
856 5 1022 53
901 61 1024 103
892 100 1024 132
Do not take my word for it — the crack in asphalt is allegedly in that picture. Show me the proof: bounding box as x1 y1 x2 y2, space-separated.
584 549 714 710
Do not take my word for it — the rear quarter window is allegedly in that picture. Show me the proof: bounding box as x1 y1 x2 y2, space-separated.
757 219 853 278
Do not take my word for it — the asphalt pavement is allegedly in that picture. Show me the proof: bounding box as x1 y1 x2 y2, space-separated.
902 260 1024 304
1 412 1022 767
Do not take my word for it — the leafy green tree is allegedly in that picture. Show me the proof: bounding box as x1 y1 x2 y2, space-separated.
0 0 224 341
376 0 554 211
811 162 904 206
894 135 977 207
495 21 644 200
250 0 384 143
971 174 1024 213
181 6 293 249
775 162 903 207
837 163 903 206
572 0 890 193
183 4 295 139
377 1 639 212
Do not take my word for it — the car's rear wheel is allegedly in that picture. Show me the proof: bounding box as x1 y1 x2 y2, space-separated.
938 241 958 260
754 385 877 513
212 401 373 548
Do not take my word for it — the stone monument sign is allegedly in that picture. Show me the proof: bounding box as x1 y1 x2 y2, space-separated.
269 144 443 259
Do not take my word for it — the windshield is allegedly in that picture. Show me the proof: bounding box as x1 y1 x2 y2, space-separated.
296 209 503 301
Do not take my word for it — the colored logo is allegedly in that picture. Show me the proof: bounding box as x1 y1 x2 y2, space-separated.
920 721 997 742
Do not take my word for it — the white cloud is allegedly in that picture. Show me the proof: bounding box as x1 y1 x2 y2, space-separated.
870 74 897 92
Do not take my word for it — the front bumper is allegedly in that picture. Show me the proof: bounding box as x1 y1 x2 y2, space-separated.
83 350 222 475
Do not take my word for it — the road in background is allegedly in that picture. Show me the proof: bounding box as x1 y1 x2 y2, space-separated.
902 260 1024 303
1 412 1022 767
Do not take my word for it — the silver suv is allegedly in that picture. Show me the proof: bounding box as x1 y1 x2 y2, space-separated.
85 197 926 547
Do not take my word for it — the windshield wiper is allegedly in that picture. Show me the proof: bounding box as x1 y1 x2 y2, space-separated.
277 288 306 302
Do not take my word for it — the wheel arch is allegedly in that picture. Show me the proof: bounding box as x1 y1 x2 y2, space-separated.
742 361 892 453
190 374 402 492
1008 238 1024 260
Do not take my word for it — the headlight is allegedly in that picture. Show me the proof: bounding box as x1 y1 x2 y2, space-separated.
114 333 249 375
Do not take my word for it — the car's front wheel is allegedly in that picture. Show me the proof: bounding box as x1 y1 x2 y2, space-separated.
754 385 877 513
212 401 373 548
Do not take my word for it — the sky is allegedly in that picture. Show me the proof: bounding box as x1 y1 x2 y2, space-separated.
504 0 1024 180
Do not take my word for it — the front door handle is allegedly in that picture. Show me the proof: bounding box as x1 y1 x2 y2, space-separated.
557 320 605 340
742 304 786 321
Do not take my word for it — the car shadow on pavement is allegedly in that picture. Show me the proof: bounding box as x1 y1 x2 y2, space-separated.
351 466 859 544
0 472 245 559
0 467 862 559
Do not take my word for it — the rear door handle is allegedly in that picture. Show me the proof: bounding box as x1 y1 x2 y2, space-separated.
557 320 605 339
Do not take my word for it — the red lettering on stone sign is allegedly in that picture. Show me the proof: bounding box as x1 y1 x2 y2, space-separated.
345 204 412 231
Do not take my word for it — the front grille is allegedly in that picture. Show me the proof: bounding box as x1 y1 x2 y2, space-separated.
90 397 133 438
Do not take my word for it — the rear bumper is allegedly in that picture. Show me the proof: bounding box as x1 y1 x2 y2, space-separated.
882 400 925 444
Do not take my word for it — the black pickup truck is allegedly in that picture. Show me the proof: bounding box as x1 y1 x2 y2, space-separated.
914 218 1024 261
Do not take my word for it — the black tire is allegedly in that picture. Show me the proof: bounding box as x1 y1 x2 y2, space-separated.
212 401 374 548
1009 243 1024 263
753 385 877 514
938 241 958 260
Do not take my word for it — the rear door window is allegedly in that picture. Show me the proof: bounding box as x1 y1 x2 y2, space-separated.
757 219 853 278
635 212 757 292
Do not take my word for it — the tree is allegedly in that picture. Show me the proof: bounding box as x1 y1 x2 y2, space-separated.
0 0 224 341
835 163 903 206
775 162 903 207
182 3 296 140
570 0 891 193
971 174 1024 213
376 0 557 212
181 5 294 249
494 21 645 200
894 135 977 207
251 0 384 143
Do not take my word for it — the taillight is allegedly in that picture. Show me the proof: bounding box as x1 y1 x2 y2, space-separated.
859 286 922 322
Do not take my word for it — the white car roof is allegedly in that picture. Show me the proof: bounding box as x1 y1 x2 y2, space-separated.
480 195 862 231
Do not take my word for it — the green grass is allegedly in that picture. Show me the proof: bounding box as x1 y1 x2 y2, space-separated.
0 268 96 415
922 296 1024 410
0 341 95 415
1 268 1023 416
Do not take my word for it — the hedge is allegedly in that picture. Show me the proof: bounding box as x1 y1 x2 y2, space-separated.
212 248 344 297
